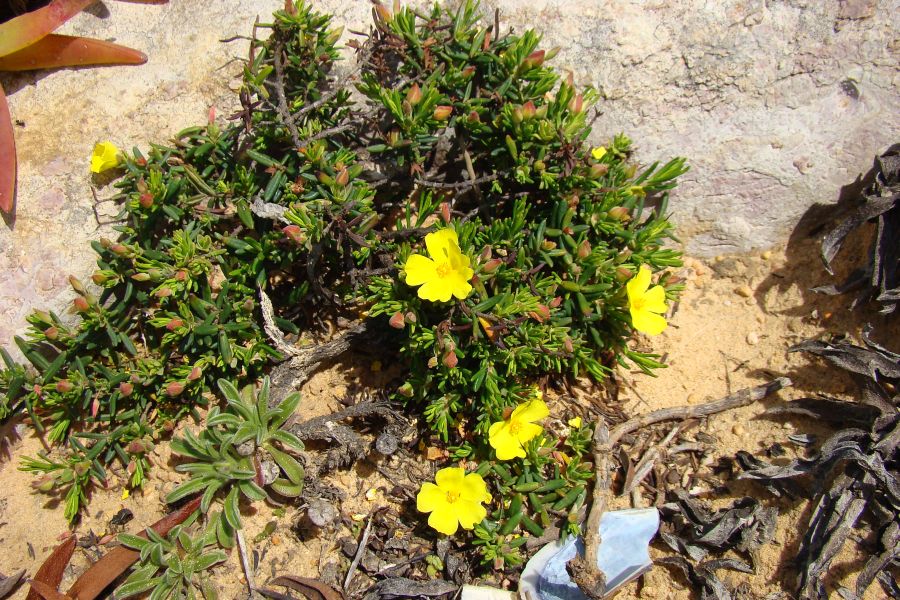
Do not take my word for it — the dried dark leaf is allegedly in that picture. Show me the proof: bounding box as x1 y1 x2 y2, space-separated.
368 577 458 599
26 535 76 600
0 570 25 599
269 575 346 600
27 581 70 600
855 521 900 598
789 338 900 383
658 555 750 600
65 496 201 600
877 570 900 599
765 397 880 427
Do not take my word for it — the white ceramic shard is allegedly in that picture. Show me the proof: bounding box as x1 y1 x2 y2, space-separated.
461 585 518 600
518 508 659 600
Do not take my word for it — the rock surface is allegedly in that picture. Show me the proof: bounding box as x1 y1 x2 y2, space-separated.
1 0 897 348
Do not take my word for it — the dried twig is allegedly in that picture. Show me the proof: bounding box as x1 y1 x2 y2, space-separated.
343 513 375 591
568 378 792 599
236 529 262 599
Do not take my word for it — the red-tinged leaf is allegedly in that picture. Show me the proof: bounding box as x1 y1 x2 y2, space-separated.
65 497 201 600
0 0 94 57
113 1 170 4
26 535 76 600
27 581 70 600
0 82 15 214
0 35 147 72
269 576 346 600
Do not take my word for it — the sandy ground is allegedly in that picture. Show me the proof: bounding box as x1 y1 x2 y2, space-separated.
0 222 895 599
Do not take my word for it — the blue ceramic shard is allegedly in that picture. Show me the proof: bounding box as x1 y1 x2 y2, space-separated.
518 508 659 600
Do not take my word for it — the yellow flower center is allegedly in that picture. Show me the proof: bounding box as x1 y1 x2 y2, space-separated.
435 262 452 278
445 490 460 504
631 295 647 312
508 420 522 434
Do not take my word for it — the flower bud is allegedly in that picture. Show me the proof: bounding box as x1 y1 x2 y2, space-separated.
91 271 107 285
68 275 87 294
482 258 502 273
374 2 392 23
568 93 584 114
45 326 59 340
467 110 480 123
73 461 90 477
427 356 438 368
389 311 405 329
324 25 343 46
616 267 634 282
529 304 551 323
521 101 536 120
577 239 592 259
174 270 188 282
335 167 349 187
165 318 183 331
165 381 184 397
511 107 524 125
139 193 154 208
119 382 134 397
405 83 422 106
541 240 556 251
482 29 491 50
131 273 150 282
187 366 202 381
433 105 453 121
136 178 149 193
440 202 451 224
397 382 414 397
33 476 56 492
155 287 173 298
590 163 609 179
282 224 306 245
564 337 574 353
608 206 631 221
110 244 129 256
55 379 74 393
126 440 146 454
549 296 562 308
404 311 417 324
442 351 458 369
502 406 514 420
523 49 545 69
33 384 42 396
461 65 476 79
73 297 90 312
99 237 112 249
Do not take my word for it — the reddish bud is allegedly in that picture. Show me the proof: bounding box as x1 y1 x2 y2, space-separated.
461 65 476 79
68 275 87 294
55 379 73 393
282 225 306 245
616 267 634 281
155 287 173 298
440 202 451 224
389 311 406 329
590 163 609 179
523 50 545 69
483 29 492 50
136 178 149 193
139 193 154 208
482 258 503 273
529 304 551 323
404 311 417 324
568 93 584 114
577 239 592 259
45 326 59 340
397 382 414 397
564 337 575 353
91 271 108 285
110 244 129 256
166 381 184 397
405 83 422 106
187 366 202 381
502 406 514 420
73 297 90 312
335 167 350 187
442 351 458 369
521 101 537 120
119 382 134 397
91 397 100 417
608 206 631 221
467 110 480 123
131 273 151 282
166 318 183 331
135 157 147 167
33 384 42 396
33 476 56 492
541 240 557 251
433 105 453 121
127 460 137 475
99 237 112 249
549 296 563 308
174 270 188 282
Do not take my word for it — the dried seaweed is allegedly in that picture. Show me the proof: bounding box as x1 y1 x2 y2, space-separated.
816 144 900 313
657 555 753 600
364 577 457 599
0 570 25 600
737 333 899 599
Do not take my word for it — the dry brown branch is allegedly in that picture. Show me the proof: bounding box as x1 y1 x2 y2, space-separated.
567 377 792 599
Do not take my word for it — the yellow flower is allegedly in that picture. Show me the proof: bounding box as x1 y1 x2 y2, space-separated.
568 416 582 428
403 229 473 302
417 467 491 535
591 146 607 161
488 395 549 460
626 266 668 335
90 141 121 173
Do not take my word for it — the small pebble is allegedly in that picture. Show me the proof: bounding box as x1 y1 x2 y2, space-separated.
746 332 759 345
732 424 746 436
735 285 753 298
761 250 772 260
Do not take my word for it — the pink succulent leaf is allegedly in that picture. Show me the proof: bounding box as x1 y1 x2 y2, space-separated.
0 34 147 71
0 0 95 57
0 83 16 214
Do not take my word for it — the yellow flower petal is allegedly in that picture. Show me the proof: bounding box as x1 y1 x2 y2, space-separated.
447 273 474 300
417 277 454 302
510 397 550 423
568 416 582 428
626 266 652 299
489 422 526 460
425 228 458 261
434 466 466 489
632 309 668 335
459 472 491 504
591 146 607 161
455 500 487 530
641 284 668 314
90 141 121 174
428 508 459 535
512 421 543 446
404 254 438 286
416 482 446 513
